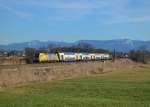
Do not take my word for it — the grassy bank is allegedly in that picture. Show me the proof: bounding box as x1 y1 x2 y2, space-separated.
0 65 150 107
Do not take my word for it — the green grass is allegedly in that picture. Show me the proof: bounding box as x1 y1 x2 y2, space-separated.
0 66 150 107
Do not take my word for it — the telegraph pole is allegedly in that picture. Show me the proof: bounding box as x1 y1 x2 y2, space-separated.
113 48 116 62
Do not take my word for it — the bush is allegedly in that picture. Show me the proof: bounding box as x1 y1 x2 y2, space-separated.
25 48 36 63
129 50 149 64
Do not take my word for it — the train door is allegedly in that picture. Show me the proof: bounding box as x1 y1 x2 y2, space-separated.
93 55 96 60
61 55 64 61
91 55 93 60
76 55 79 60
80 55 82 60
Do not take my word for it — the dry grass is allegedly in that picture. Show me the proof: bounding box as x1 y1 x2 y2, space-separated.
0 59 142 87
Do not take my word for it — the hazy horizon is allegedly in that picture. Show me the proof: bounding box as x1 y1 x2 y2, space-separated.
1 0 150 44
1 38 150 45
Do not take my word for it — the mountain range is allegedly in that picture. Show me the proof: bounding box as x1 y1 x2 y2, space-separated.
0 39 150 52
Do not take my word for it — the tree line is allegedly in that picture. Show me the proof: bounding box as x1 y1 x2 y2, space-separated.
128 50 150 64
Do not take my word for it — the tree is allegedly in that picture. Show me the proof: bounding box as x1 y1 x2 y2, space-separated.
129 49 148 64
25 48 36 63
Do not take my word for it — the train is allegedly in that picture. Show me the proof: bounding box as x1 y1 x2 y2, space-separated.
33 52 112 63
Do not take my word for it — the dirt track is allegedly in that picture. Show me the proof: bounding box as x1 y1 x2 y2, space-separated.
0 59 141 87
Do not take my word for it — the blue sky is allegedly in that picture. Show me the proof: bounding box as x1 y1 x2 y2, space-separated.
0 0 150 44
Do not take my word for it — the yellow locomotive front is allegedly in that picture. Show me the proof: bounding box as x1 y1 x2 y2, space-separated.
39 53 59 62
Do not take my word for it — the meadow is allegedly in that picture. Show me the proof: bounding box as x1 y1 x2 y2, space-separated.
0 64 150 107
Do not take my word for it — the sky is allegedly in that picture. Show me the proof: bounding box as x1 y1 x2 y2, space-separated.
0 0 150 44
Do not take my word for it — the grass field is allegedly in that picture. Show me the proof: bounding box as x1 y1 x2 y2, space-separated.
0 65 150 107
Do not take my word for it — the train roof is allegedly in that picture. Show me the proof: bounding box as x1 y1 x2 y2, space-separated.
58 52 109 55
59 52 76 55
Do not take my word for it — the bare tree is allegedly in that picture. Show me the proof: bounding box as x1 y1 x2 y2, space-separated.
25 48 36 63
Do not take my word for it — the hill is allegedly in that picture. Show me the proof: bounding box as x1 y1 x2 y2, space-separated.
78 39 150 52
0 39 150 52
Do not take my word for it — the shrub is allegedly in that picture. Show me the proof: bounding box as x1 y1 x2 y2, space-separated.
129 50 150 64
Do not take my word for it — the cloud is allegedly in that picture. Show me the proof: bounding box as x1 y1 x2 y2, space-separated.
8 0 106 9
0 3 32 20
104 16 150 25
95 0 150 24
0 0 150 23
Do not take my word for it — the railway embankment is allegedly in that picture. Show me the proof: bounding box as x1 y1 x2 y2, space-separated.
0 59 142 87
